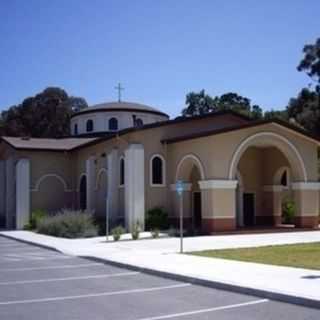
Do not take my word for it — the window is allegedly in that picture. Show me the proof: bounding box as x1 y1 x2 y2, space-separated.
135 118 143 127
86 119 94 132
109 117 118 131
120 157 125 186
281 170 288 187
74 123 78 135
150 155 165 186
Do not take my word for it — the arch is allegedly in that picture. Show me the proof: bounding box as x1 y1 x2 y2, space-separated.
86 119 94 132
175 154 205 182
79 174 87 210
109 117 118 131
33 174 70 192
95 168 108 190
150 154 166 186
228 132 307 182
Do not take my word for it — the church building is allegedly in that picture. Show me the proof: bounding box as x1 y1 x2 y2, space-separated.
0 99 319 232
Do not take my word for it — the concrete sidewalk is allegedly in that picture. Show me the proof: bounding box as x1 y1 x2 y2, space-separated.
1 230 320 308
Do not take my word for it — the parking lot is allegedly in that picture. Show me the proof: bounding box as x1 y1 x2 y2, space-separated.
0 236 318 320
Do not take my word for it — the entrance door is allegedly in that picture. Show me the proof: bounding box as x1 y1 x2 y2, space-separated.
243 193 255 227
193 192 202 230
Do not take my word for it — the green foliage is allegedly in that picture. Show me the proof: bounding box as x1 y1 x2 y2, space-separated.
1 87 88 138
37 209 98 238
282 199 295 224
182 90 263 119
145 207 169 231
131 221 141 240
30 209 47 229
111 226 125 241
151 229 160 239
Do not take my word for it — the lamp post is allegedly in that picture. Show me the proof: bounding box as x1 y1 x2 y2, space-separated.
106 196 109 241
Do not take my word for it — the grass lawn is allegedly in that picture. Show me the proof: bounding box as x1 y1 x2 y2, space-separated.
190 242 320 270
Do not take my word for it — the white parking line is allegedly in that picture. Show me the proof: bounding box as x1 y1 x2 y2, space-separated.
0 271 140 285
136 299 269 320
0 283 190 305
0 262 103 272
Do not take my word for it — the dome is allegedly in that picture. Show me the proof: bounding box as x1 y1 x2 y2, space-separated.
73 101 169 118
70 101 169 136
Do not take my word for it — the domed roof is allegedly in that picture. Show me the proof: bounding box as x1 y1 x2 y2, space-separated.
72 101 169 118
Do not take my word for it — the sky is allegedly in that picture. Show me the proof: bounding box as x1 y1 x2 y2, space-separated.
0 0 319 118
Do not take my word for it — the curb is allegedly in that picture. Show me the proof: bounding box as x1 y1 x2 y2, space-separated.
0 233 61 253
1 233 319 310
81 255 320 310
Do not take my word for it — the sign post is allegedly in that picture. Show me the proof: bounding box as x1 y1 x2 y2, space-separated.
106 196 109 241
176 180 184 253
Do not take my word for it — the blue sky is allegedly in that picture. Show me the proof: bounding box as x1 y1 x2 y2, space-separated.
0 0 319 118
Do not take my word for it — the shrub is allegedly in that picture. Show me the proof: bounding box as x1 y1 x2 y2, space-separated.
111 226 125 241
151 228 160 239
37 209 98 238
145 207 168 231
24 209 47 230
131 221 141 240
282 199 295 224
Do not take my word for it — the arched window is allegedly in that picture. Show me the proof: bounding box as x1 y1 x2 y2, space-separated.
135 118 143 127
79 175 87 210
74 123 78 135
109 117 118 131
150 155 165 186
120 157 125 186
86 119 94 132
281 170 288 187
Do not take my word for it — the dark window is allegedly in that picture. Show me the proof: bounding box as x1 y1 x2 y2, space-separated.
86 119 94 132
281 171 287 186
120 158 125 185
109 118 118 131
152 156 163 185
74 123 78 135
135 118 143 127
80 175 87 210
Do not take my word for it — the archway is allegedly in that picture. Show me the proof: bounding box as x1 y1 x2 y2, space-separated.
175 154 205 233
79 175 87 211
95 169 108 218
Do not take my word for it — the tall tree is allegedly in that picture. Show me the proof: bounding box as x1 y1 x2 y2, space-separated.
182 90 263 119
297 38 320 97
1 87 88 138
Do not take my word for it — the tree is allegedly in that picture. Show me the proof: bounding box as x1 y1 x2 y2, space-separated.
297 37 320 97
1 87 88 138
182 90 263 119
182 90 215 116
286 88 319 135
264 109 288 121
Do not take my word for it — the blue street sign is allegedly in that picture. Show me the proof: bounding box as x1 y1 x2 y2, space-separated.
176 180 184 196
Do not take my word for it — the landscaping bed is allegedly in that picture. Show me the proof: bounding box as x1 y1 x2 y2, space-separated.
190 242 320 270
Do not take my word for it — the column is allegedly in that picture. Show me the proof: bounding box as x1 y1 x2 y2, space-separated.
16 159 30 229
0 161 6 227
124 144 145 231
292 182 320 228
199 179 238 233
5 157 15 229
86 156 96 212
107 148 119 222
261 185 283 226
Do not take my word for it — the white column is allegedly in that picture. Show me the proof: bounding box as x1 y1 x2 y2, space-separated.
5 157 15 229
86 156 96 212
125 144 145 231
16 159 30 229
107 148 119 221
0 161 6 226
